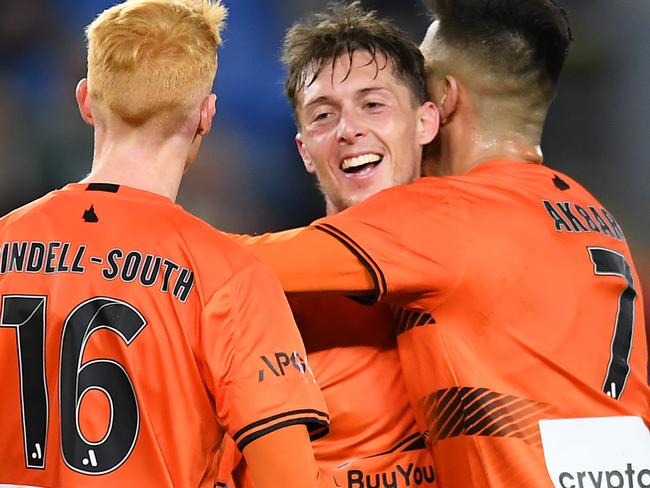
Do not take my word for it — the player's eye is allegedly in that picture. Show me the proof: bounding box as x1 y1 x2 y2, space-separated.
313 112 333 122
363 101 385 111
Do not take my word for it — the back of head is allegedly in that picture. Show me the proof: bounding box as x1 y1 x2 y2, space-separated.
86 0 227 130
425 0 572 118
283 1 428 127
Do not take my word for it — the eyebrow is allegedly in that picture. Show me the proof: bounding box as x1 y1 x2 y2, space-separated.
303 95 332 110
357 86 392 97
303 86 393 109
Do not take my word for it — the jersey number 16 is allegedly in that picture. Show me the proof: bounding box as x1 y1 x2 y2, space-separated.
1 296 147 475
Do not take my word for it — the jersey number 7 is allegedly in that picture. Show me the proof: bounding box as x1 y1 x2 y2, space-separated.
1 296 147 475
588 247 637 400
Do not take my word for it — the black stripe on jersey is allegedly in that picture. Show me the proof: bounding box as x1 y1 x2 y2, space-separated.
424 387 551 446
402 434 427 452
387 432 425 453
366 432 426 459
233 409 329 449
86 183 120 193
392 307 436 335
313 223 386 304
232 409 329 441
236 416 330 451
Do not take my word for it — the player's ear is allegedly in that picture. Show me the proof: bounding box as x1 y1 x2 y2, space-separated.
439 75 459 125
75 78 94 126
197 93 217 136
295 133 316 174
417 100 439 146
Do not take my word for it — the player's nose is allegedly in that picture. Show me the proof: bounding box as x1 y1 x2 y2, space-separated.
336 112 365 145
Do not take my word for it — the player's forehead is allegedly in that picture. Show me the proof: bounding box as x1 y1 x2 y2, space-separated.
298 50 409 108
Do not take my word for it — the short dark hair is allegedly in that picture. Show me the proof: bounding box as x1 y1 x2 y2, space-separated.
427 0 572 97
283 1 428 124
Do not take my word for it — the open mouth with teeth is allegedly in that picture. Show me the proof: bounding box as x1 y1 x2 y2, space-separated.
340 153 384 175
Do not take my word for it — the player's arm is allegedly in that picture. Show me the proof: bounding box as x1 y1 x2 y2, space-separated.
243 424 333 488
231 182 464 305
203 261 331 486
228 227 376 296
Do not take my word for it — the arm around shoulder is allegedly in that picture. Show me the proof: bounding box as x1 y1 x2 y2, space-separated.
242 424 335 488
226 226 375 296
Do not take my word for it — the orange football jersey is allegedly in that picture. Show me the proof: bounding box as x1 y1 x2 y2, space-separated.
240 160 650 487
221 297 436 488
0 183 328 487
293 295 433 486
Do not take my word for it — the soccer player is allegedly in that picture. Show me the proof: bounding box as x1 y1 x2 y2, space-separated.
233 1 650 486
0 1 331 487
224 4 437 488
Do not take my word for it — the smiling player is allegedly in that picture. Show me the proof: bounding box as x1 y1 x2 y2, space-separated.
223 4 437 488
232 0 650 486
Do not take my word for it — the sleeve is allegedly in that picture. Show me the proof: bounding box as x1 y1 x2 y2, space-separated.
235 182 467 307
202 262 330 451
311 182 467 305
228 227 376 297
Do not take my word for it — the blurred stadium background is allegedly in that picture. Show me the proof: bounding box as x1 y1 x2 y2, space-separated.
0 0 648 334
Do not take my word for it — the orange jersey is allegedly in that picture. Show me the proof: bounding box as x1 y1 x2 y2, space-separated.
0 183 328 487
221 297 436 488
240 160 650 487
294 296 435 487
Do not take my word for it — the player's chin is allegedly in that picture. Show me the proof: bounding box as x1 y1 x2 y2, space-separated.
343 186 382 208
360 175 398 196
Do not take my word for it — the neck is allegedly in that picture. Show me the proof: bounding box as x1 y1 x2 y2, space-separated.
424 120 543 177
325 199 338 216
82 126 193 201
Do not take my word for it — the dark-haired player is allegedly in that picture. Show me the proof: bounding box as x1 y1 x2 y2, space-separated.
234 1 650 486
